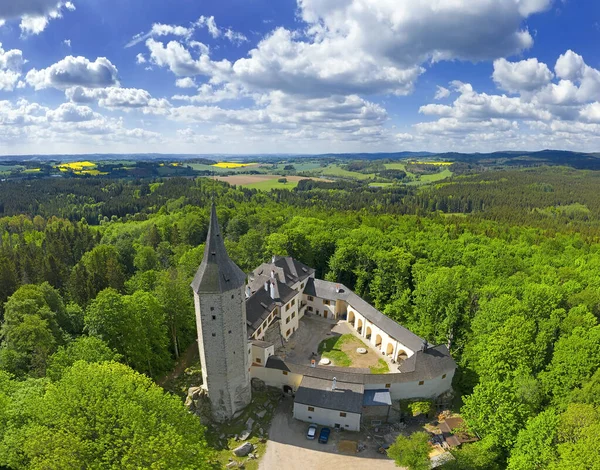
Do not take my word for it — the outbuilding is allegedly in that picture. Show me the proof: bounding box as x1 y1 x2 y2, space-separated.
293 376 364 431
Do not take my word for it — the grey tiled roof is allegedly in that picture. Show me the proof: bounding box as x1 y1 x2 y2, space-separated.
191 204 247 294
304 278 424 352
248 256 314 292
265 344 456 385
295 376 364 414
245 280 296 335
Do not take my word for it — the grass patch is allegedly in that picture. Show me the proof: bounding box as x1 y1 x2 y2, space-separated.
370 359 390 374
318 334 363 367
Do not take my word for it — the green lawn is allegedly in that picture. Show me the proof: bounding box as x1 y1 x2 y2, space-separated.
318 335 353 367
370 359 390 374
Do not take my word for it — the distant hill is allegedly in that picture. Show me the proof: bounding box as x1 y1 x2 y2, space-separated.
2 150 600 170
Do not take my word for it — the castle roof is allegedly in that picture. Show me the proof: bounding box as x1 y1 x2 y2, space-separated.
191 204 247 294
248 256 314 293
246 279 296 335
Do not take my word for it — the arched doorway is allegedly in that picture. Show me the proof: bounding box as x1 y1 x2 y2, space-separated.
386 343 394 357
357 318 363 334
366 326 372 340
348 310 355 327
375 334 383 350
396 350 408 362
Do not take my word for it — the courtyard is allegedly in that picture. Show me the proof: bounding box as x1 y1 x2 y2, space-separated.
275 315 394 372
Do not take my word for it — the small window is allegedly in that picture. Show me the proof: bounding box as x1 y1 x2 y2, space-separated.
210 307 214 311
308 296 314 301
385 383 391 388
256 358 262 364
286 317 290 324
340 412 346 417
308 406 314 412
418 381 424 386
301 283 304 288
292 312 296 319
291 299 296 306
345 424 349 428
282 371 288 375
308 306 313 312
316 310 319 315
286 304 290 311
442 374 447 379
212 333 216 337
323 299 330 305
308 416 312 419
286 329 291 337
229 330 232 334
212 315 216 320
231 294 234 299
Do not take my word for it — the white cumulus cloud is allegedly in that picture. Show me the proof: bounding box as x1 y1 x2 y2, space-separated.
26 56 119 90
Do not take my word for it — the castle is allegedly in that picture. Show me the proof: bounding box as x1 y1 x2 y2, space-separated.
192 205 456 429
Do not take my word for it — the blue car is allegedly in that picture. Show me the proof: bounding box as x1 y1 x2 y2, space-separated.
318 427 331 444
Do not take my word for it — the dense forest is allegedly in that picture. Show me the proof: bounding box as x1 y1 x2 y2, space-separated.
1 167 600 468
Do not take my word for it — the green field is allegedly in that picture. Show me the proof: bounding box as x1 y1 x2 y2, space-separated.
321 164 375 180
408 168 453 185
384 163 408 171
244 179 300 191
267 162 323 172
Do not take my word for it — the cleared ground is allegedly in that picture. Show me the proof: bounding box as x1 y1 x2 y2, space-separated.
259 399 401 470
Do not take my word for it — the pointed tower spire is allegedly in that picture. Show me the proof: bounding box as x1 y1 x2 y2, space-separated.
191 204 246 293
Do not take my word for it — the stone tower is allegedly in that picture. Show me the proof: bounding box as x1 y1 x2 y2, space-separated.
191 204 252 422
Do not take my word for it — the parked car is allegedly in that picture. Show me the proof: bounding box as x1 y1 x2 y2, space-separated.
306 424 318 440
318 427 331 444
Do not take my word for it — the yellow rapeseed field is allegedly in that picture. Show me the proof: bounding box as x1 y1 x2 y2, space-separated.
409 161 453 166
57 161 97 171
212 162 254 169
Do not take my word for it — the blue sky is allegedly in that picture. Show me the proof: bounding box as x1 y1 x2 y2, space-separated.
0 0 599 155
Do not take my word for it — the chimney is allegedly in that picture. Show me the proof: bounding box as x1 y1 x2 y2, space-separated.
264 281 269 292
245 285 251 298
271 270 275 279
336 284 341 293
421 340 429 352
332 377 337 391
269 280 276 300
272 255 276 263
